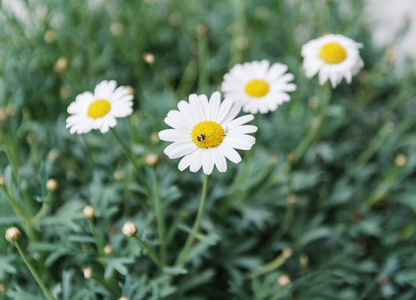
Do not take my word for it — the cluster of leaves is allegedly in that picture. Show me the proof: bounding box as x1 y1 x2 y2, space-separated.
1 0 416 299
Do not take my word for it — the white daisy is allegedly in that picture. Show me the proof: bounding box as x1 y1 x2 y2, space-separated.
301 34 364 88
66 80 133 134
221 60 296 114
158 92 257 175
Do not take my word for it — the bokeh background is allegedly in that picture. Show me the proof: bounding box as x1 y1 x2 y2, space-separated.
0 0 416 299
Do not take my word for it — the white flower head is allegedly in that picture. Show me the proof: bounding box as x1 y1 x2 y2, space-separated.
301 34 364 88
158 92 257 175
66 80 134 134
221 60 296 114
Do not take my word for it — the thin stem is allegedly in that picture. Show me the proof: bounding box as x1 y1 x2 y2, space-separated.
0 186 36 240
14 243 55 300
249 85 332 199
133 236 162 268
81 135 95 169
90 274 120 297
152 168 167 265
109 128 150 196
88 219 103 254
175 174 210 267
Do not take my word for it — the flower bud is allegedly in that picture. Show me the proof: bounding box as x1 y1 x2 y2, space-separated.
55 57 69 73
104 245 113 255
299 255 309 267
83 205 95 219
122 222 137 238
395 154 407 167
142 52 155 64
282 248 293 259
277 274 291 287
0 177 4 186
5 227 20 242
46 179 58 191
110 22 123 36
118 297 129 300
145 153 159 167
0 283 5 292
44 30 56 43
82 267 92 279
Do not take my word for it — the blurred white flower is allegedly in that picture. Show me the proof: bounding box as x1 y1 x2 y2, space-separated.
66 80 133 134
301 34 364 88
221 60 296 114
158 92 257 175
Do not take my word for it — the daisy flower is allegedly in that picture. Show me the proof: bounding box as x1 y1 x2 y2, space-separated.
221 60 296 114
301 34 364 88
158 92 257 175
66 80 133 134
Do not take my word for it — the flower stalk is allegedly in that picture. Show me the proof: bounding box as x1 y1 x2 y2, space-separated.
175 174 210 267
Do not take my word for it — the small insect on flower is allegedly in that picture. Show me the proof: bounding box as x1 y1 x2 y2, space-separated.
66 80 134 134
301 34 364 88
221 60 296 114
158 92 257 175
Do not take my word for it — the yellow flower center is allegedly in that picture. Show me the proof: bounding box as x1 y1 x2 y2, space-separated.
319 42 347 64
191 121 225 149
87 99 111 119
245 79 269 97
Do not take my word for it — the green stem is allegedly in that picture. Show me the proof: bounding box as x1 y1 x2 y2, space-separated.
152 168 167 265
247 253 289 278
88 219 103 254
81 135 95 169
109 128 150 196
0 186 36 240
14 243 55 300
175 174 210 267
133 236 162 268
249 85 332 198
90 274 120 297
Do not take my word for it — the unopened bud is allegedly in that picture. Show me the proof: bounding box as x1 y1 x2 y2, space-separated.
143 52 155 64
299 255 309 266
5 227 20 242
277 274 291 286
83 205 95 219
287 194 297 204
44 30 56 43
196 24 208 35
104 245 113 255
118 297 129 300
145 153 159 167
0 177 4 186
46 179 58 191
55 57 69 73
395 154 407 167
82 267 92 279
110 22 123 36
287 153 296 162
113 170 123 181
0 283 5 292
282 248 293 259
122 221 137 238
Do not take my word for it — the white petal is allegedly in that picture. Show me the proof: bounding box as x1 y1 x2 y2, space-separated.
227 125 258 135
213 149 227 172
158 129 190 142
202 150 215 175
208 91 221 121
226 115 254 130
218 144 241 164
216 98 234 124
164 142 197 159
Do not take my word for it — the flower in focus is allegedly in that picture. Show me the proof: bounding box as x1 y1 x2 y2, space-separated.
301 34 364 88
158 92 257 175
221 60 296 114
66 80 133 134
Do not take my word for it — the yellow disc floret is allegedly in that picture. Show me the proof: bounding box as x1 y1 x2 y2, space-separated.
191 121 225 149
87 99 111 119
245 79 269 97
319 42 347 64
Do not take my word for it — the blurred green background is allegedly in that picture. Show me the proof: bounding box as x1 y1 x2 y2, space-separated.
1 0 416 299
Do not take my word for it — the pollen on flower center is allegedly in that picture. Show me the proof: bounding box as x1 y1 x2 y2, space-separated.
191 121 225 149
245 79 269 97
87 99 111 119
319 42 347 64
